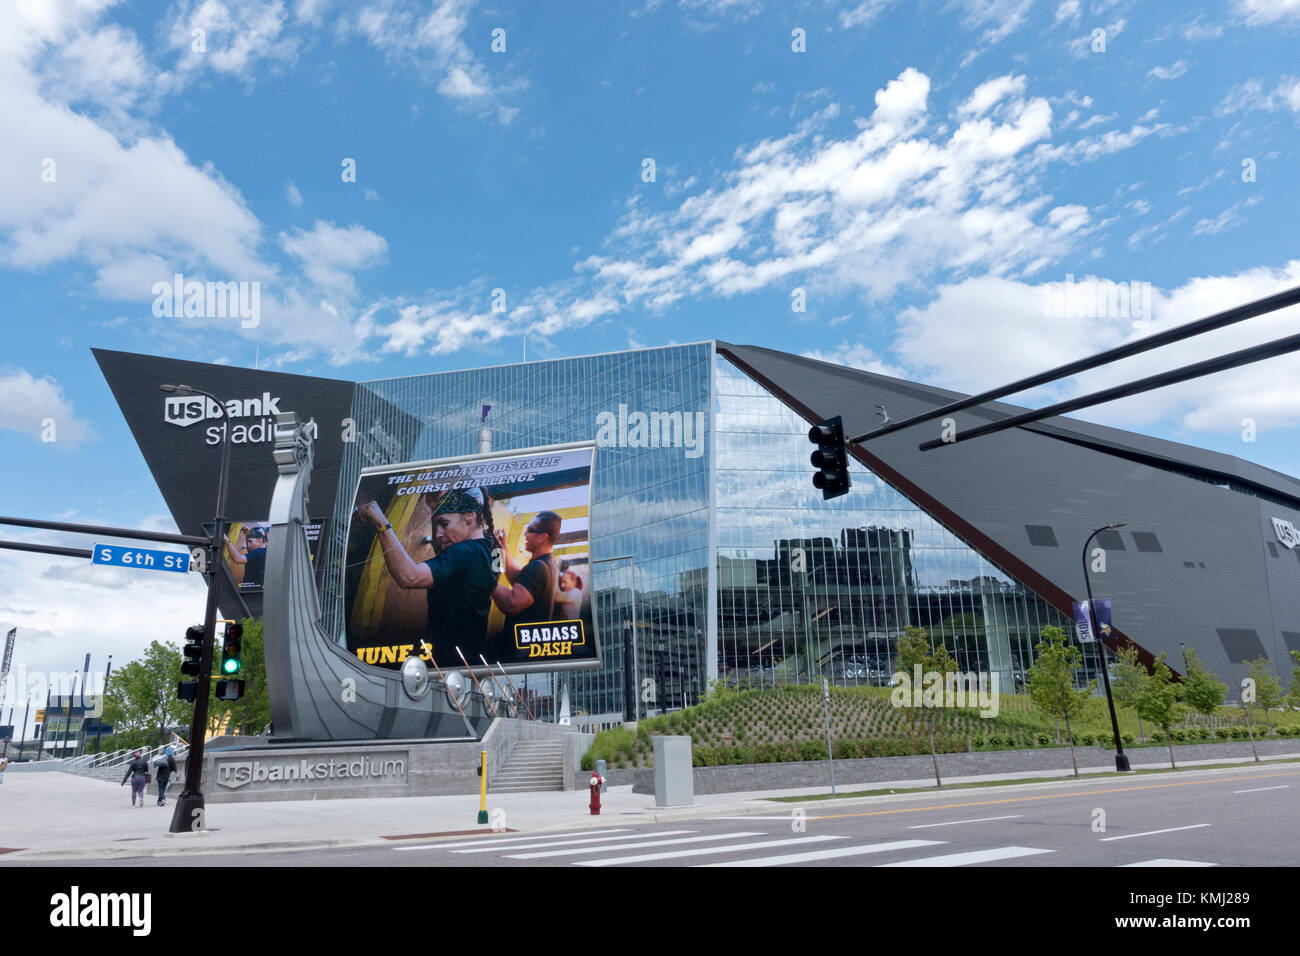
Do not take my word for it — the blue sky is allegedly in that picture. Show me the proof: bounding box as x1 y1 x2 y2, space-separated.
2 0 1299 708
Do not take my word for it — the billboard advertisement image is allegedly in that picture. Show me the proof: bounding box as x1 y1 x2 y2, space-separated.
224 518 325 591
343 444 598 674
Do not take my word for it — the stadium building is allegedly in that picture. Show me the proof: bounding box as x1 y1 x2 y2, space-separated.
96 342 1300 726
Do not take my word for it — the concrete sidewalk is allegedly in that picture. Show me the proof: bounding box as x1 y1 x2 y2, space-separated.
2 751 1295 861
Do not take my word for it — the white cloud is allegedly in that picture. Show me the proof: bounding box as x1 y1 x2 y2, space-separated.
1054 0 1081 27
1181 15 1224 40
280 220 388 297
165 0 299 77
801 343 907 377
679 0 764 19
346 0 521 119
958 0 1035 42
891 261 1300 435
361 67 1186 358
285 181 303 206
1218 76 1300 116
1233 0 1300 25
1148 60 1188 81
0 369 93 444
1068 19 1126 59
1192 196 1259 236
838 0 896 28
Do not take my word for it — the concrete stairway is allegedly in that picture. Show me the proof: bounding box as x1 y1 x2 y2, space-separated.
491 739 566 793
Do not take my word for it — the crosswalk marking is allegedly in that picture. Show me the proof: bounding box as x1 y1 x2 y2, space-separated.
1100 824 1210 842
575 835 846 867
697 839 944 867
394 829 637 851
507 832 769 860
909 814 1023 829
1122 859 1218 867
878 846 1053 867
451 830 698 854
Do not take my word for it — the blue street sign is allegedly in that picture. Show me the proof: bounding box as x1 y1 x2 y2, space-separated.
91 543 190 574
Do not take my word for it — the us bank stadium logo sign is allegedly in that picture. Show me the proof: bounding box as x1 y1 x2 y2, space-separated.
164 391 317 447
216 754 407 789
1273 517 1299 550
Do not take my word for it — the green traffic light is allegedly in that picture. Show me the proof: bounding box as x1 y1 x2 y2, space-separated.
223 657 240 674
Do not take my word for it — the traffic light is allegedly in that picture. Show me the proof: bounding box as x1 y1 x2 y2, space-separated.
217 622 246 700
808 415 851 499
178 624 206 701
214 678 245 701
220 622 243 676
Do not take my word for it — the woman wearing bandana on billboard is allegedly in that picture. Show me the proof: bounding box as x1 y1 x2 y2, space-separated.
355 487 498 666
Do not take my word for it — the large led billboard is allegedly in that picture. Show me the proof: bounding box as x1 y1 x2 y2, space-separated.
343 443 599 674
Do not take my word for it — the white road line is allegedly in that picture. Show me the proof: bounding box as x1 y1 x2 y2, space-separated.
878 846 1053 867
1100 824 1211 842
393 829 638 851
1122 859 1218 867
451 830 699 854
908 814 1023 829
575 835 845 867
697 839 945 868
708 816 811 821
1233 785 1290 794
507 832 769 860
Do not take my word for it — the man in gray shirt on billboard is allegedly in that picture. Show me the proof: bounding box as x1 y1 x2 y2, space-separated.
490 511 561 660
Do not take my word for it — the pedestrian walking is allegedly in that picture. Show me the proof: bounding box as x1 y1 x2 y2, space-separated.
153 745 179 806
121 750 150 807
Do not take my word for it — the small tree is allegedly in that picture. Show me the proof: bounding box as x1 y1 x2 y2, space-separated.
1110 644 1149 742
207 618 271 737
1180 648 1226 734
894 626 959 788
1245 656 1285 734
103 641 188 749
1289 650 1300 712
1137 653 1182 769
1025 626 1093 777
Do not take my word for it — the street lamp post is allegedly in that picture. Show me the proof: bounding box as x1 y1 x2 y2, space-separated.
160 384 233 833
1083 522 1131 772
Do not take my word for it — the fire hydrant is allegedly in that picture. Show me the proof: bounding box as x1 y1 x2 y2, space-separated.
588 770 605 815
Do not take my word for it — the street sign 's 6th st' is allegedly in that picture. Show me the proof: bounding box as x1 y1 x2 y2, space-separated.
92 542 190 573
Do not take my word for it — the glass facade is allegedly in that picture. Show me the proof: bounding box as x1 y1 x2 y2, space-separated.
316 342 1097 725
321 344 713 724
713 355 1091 696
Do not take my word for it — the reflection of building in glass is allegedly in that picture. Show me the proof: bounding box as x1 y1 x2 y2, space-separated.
714 354 1075 698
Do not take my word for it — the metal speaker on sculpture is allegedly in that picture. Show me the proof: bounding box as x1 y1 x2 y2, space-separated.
401 656 430 700
444 670 470 710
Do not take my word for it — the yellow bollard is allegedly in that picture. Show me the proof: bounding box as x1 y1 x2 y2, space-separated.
477 749 488 824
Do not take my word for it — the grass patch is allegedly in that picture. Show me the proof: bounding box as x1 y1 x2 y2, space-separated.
581 681 1300 770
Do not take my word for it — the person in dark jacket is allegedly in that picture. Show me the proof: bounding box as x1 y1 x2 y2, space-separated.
154 745 179 806
121 750 149 807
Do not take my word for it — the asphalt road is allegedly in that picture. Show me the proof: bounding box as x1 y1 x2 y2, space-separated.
13 764 1298 868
